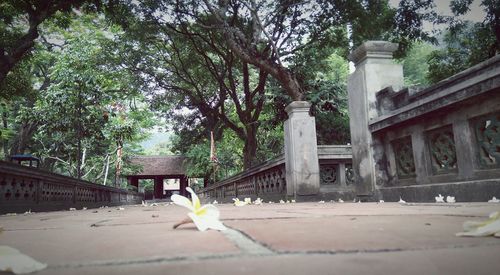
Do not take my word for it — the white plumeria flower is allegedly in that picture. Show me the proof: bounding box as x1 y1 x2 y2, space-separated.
279 200 285 204
233 198 248 206
0 246 47 274
488 197 500 203
268 201 274 204
456 212 500 237
379 200 385 203
254 198 263 205
171 187 227 231
446 196 456 203
212 200 218 204
244 198 252 204
291 200 296 203
338 198 344 203
398 197 406 204
435 194 445 203
318 200 325 204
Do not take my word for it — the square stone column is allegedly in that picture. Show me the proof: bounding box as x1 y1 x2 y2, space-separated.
347 41 404 195
284 101 320 197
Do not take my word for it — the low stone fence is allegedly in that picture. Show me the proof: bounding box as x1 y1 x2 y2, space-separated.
199 145 353 202
348 41 500 202
0 160 143 214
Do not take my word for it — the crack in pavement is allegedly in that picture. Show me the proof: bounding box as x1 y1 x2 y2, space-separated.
221 226 275 255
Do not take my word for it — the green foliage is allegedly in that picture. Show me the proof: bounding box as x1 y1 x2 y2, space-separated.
2 13 155 185
398 42 436 86
144 141 173 156
427 22 496 83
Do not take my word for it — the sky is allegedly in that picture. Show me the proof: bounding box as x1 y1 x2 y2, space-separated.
389 0 486 26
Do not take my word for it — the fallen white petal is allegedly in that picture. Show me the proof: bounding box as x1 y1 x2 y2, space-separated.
188 213 226 231
171 194 194 211
0 246 47 274
186 187 202 210
457 212 500 237
488 197 500 203
435 194 445 203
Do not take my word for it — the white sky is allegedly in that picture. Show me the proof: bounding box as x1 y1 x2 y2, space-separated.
389 0 486 27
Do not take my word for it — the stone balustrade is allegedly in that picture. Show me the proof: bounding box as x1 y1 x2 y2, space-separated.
0 160 143 214
198 145 353 202
348 41 500 202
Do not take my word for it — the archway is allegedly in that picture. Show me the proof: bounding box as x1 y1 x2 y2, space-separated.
126 156 188 199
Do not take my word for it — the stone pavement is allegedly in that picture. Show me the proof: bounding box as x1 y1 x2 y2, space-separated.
1 202 500 275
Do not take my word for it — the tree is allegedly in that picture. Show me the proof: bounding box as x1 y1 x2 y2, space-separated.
111 7 272 169
427 21 496 83
3 13 154 185
450 0 500 51
398 41 435 86
0 0 105 85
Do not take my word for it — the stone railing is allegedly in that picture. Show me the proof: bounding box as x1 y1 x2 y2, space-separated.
199 145 353 202
317 145 354 192
348 40 500 202
199 155 286 202
0 160 143 214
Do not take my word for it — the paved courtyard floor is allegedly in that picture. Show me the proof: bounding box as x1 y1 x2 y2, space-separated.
1 202 500 274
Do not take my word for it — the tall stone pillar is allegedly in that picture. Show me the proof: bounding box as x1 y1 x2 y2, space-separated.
347 41 404 195
284 101 320 197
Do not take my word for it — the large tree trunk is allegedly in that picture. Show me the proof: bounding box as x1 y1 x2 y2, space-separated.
242 124 258 169
2 108 9 159
9 122 38 156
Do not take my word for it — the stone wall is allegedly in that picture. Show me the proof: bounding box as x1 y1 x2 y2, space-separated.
0 160 143 214
348 41 500 202
198 146 354 202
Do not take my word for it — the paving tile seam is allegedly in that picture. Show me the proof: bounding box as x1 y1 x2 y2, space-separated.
278 242 500 256
42 242 500 271
222 213 488 221
2 227 62 231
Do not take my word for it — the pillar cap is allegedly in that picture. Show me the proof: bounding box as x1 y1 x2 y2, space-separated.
285 101 311 114
348 41 399 66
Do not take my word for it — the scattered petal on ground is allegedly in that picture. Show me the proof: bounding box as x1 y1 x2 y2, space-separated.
435 194 445 203
399 197 406 204
233 198 248 207
446 196 456 203
488 197 500 203
0 246 47 274
456 212 500 237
